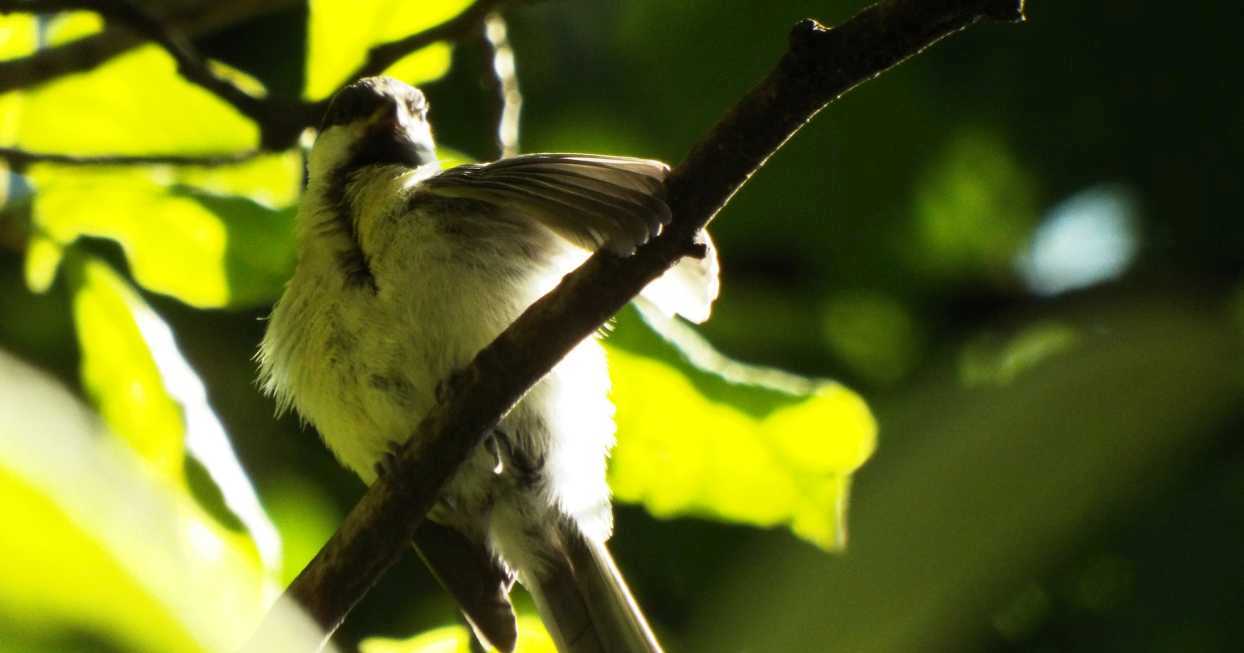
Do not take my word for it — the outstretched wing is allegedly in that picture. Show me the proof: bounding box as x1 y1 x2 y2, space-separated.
421 153 719 323
421 153 671 256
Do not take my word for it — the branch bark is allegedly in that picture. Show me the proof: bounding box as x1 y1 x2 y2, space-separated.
0 146 256 172
269 0 1026 645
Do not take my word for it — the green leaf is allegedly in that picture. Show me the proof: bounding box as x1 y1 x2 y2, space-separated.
64 254 283 574
0 14 36 152
0 14 36 60
361 616 556 653
0 351 325 653
24 152 300 308
605 306 876 550
68 255 186 478
304 0 470 99
15 44 258 155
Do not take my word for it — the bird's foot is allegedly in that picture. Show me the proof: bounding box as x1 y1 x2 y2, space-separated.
373 440 404 480
436 367 469 405
484 433 504 475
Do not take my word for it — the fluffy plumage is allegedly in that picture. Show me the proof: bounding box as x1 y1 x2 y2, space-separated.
258 77 717 652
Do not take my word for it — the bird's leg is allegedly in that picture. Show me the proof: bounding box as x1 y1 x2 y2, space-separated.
484 432 504 475
493 430 545 488
435 367 470 405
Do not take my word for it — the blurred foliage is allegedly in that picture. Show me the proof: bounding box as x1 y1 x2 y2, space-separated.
2 1 1243 653
0 350 321 653
361 616 554 653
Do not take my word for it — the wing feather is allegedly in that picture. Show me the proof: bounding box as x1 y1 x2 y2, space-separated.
420 153 718 321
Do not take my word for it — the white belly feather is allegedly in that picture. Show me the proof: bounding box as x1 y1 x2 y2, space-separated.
259 169 616 570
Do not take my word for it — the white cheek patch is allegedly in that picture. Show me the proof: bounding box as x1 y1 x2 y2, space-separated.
308 123 380 177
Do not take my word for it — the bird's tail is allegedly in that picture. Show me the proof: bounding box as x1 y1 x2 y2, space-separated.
528 529 663 653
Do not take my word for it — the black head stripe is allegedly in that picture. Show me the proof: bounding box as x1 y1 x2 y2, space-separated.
321 82 387 131
320 77 427 131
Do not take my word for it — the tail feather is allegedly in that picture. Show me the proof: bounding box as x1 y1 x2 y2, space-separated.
529 529 662 653
413 521 519 653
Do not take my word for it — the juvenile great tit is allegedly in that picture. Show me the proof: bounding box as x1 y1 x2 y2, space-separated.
258 76 719 653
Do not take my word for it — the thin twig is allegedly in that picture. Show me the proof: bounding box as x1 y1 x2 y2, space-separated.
263 0 1025 644
0 146 258 172
1 0 264 116
480 12 522 159
0 0 298 94
0 0 519 151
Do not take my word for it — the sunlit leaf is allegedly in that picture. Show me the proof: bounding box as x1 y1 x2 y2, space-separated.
0 14 36 148
0 14 36 60
68 255 186 479
361 616 555 653
0 351 327 653
44 9 103 45
383 44 453 92
0 467 205 653
65 254 283 574
24 152 300 308
605 306 876 550
304 0 470 99
16 44 257 155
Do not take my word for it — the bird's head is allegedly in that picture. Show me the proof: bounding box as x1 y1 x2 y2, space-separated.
309 76 438 179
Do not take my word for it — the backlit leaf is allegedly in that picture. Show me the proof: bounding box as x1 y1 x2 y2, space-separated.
304 0 470 99
0 14 36 148
0 351 326 653
24 152 300 308
16 43 257 155
68 255 186 479
65 255 283 574
605 306 876 550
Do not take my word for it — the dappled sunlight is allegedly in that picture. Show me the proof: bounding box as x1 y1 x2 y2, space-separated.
1 0 1238 651
1016 184 1141 296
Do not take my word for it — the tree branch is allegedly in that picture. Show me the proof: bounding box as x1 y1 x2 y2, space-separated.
0 0 297 93
265 0 1025 644
0 0 309 147
0 146 257 172
0 0 520 151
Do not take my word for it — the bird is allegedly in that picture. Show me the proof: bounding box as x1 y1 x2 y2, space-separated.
258 76 719 653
